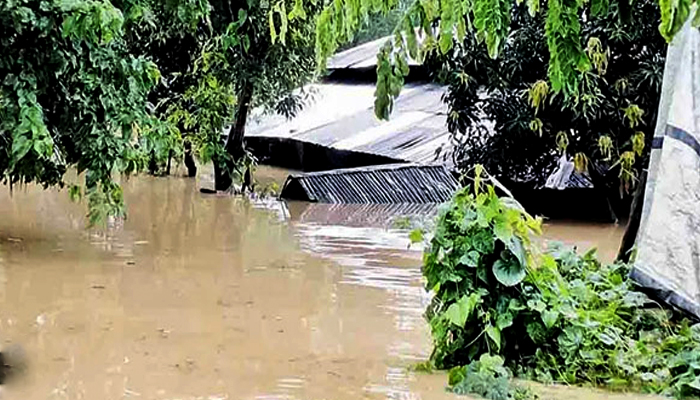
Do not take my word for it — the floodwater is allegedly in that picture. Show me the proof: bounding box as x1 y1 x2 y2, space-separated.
0 168 653 400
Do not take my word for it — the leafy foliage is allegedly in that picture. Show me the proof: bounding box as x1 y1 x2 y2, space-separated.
449 354 538 400
421 179 700 398
0 0 168 224
1 0 324 221
444 0 663 189
315 0 695 119
192 0 323 190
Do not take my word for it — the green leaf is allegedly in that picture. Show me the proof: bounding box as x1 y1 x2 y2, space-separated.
526 0 539 16
526 322 547 343
269 9 278 44
409 229 424 243
238 9 248 24
445 293 482 327
445 303 465 327
541 310 558 329
485 325 501 351
492 258 526 286
458 250 480 267
11 134 32 160
478 353 505 371
496 312 513 330
493 218 513 243
693 6 700 28
242 35 251 53
659 0 692 41
505 237 527 267
448 365 467 386
527 299 546 312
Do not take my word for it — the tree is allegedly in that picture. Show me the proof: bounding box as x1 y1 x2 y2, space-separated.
0 0 162 224
441 0 663 193
179 0 323 191
116 0 210 176
0 0 211 224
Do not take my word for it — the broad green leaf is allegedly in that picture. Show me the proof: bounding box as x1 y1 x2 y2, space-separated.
527 0 539 16
479 353 505 371
458 250 480 267
238 9 248 24
493 258 526 286
485 325 501 351
508 299 525 311
445 293 482 327
541 309 558 329
445 302 465 326
496 312 513 330
493 218 513 243
11 134 32 160
659 0 692 41
448 365 467 386
505 237 527 268
527 299 546 312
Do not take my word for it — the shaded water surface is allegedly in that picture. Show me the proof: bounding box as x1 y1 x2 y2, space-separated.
0 170 649 400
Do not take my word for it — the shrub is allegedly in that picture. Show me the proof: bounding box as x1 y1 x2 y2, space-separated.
419 179 700 398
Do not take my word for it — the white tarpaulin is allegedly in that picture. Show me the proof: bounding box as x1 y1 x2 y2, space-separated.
632 12 700 318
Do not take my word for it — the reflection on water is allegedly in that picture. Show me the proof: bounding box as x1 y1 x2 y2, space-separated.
0 169 640 400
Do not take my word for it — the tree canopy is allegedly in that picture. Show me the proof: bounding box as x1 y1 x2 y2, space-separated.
0 0 171 224
1 0 324 222
442 0 663 191
315 0 698 118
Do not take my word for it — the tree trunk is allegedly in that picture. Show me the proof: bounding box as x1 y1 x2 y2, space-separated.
184 141 197 178
166 150 173 176
617 170 647 263
215 83 254 191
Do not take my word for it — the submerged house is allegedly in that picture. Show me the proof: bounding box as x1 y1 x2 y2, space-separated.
244 37 460 205
245 38 452 172
244 37 618 221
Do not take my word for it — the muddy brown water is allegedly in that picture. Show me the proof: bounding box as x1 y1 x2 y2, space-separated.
0 168 656 400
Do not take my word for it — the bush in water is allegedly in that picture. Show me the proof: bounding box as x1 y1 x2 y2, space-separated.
416 173 700 399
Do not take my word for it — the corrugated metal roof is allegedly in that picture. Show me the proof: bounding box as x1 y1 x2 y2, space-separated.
246 83 452 165
280 164 458 203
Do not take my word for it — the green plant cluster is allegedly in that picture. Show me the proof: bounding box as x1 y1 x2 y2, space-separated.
419 182 700 399
449 354 539 400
